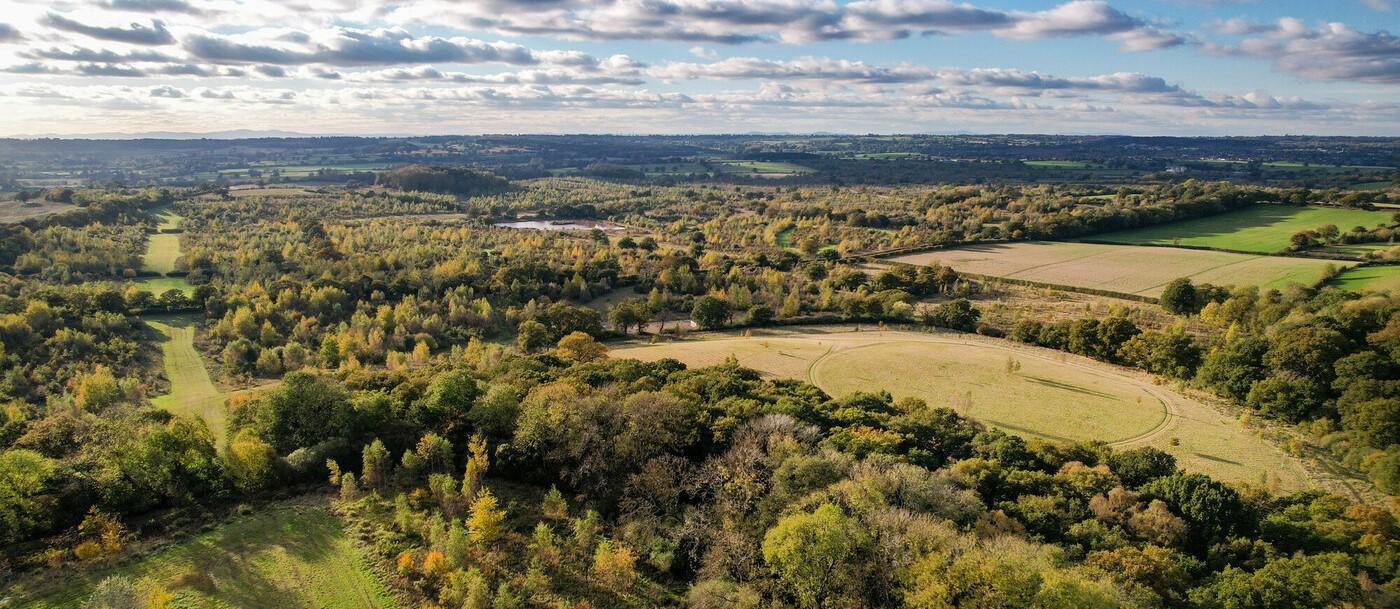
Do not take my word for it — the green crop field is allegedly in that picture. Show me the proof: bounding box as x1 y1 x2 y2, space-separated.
11 500 400 609
1330 265 1400 293
141 233 183 275
884 241 1346 297
1091 204 1394 253
612 328 1310 489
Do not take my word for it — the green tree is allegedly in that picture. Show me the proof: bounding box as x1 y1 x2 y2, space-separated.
692 296 731 330
1189 553 1363 609
761 503 867 609
0 448 56 543
244 371 351 454
1160 278 1200 315
516 319 549 353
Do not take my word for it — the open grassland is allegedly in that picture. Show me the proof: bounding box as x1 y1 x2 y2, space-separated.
612 327 1311 489
141 233 183 275
885 242 1345 297
1091 204 1393 253
12 500 399 609
1330 265 1400 293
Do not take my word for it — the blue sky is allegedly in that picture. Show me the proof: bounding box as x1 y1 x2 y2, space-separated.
0 0 1395 136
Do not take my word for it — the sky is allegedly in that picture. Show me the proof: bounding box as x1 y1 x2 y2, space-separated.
0 0 1396 137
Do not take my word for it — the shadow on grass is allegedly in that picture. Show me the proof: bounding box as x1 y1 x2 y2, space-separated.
1023 376 1118 400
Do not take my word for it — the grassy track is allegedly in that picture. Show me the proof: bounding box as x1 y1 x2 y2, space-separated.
12 500 400 609
147 315 255 443
612 327 1311 489
885 242 1344 297
141 233 183 275
1091 205 1393 253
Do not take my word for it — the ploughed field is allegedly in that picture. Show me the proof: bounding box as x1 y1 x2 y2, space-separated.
612 327 1310 490
1089 204 1394 254
883 241 1344 297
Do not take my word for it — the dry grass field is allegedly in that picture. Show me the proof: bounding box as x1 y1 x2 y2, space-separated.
612 327 1311 490
885 242 1345 297
0 198 77 223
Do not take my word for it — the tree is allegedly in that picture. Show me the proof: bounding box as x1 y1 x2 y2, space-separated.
1140 473 1246 549
467 489 506 545
75 365 123 412
592 537 639 591
556 331 607 362
692 296 731 330
746 304 775 326
1160 278 1200 315
0 448 55 543
1108 446 1177 488
361 438 391 491
243 371 351 454
761 503 867 609
516 319 549 353
225 430 275 492
924 298 980 332
609 299 650 335
1188 553 1363 609
418 368 481 428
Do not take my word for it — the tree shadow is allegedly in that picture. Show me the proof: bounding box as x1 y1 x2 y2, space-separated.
1023 376 1118 400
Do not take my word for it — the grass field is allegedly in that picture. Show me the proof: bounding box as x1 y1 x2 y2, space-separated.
1330 265 1400 293
1091 205 1394 253
715 160 815 176
612 328 1310 489
884 241 1345 297
12 499 399 609
141 233 183 275
151 207 182 231
132 276 195 296
147 315 258 443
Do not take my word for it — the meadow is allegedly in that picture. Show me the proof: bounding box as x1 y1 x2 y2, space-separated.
1090 204 1393 253
11 499 400 609
883 241 1345 297
1330 265 1400 293
612 327 1311 489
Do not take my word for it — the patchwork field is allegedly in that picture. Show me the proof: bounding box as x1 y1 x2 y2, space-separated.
11 500 399 609
1091 204 1393 253
884 241 1345 297
612 328 1310 489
